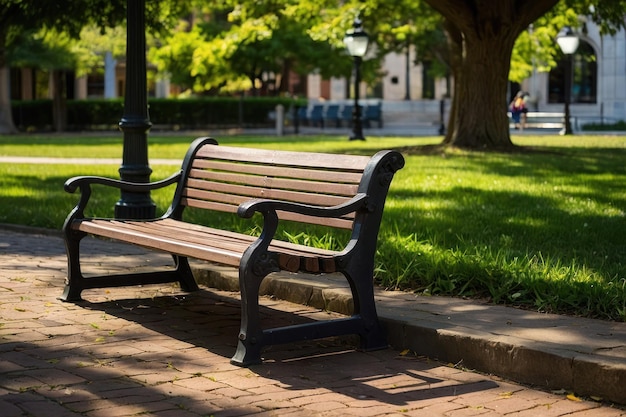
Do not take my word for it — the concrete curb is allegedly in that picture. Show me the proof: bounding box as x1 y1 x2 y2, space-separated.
192 262 626 405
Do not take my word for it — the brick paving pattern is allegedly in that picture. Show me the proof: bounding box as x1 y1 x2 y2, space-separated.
1 229 625 416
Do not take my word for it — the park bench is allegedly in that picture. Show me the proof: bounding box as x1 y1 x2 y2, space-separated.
341 104 354 127
295 105 308 126
324 104 342 128
309 104 324 127
364 102 383 128
60 137 405 366
507 111 566 130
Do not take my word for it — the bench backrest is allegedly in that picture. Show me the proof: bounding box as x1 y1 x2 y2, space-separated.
173 138 369 229
364 103 382 119
324 104 340 119
309 105 324 121
175 139 377 230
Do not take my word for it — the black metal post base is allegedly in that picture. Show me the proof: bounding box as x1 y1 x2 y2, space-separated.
116 117 155 219
115 197 156 219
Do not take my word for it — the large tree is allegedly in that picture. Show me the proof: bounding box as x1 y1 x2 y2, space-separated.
421 0 626 150
301 0 626 150
0 1 183 134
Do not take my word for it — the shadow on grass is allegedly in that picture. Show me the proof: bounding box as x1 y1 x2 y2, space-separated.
378 143 626 319
1 141 624 320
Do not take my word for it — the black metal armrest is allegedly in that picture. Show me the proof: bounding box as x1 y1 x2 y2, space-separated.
63 171 182 221
236 193 369 266
237 193 369 219
64 171 182 194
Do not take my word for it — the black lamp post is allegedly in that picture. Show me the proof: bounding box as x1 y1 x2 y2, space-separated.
556 27 579 136
343 18 369 141
115 0 156 219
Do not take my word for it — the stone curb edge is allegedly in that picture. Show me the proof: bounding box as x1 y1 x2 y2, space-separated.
191 263 626 405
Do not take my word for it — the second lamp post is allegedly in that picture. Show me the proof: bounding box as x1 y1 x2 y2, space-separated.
556 26 579 135
343 18 369 141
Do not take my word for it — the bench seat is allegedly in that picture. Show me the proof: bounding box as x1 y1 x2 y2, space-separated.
72 218 339 273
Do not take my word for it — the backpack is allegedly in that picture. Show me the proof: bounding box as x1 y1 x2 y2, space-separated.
511 97 524 112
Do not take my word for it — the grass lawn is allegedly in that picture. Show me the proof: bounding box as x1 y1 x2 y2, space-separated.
1 132 625 321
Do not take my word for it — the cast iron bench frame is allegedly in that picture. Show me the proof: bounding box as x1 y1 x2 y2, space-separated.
60 137 404 366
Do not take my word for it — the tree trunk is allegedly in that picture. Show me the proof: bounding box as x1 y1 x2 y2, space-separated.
51 69 67 132
442 19 462 146
279 59 292 95
0 66 17 134
424 0 560 150
0 29 17 134
448 33 516 150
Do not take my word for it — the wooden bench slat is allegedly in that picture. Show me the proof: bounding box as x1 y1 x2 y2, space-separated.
183 182 354 211
276 212 354 229
195 145 371 171
149 219 339 270
74 220 243 267
181 197 239 214
77 218 338 273
158 218 249 239
117 218 339 261
181 196 354 229
183 187 247 207
158 218 338 257
110 220 255 254
83 219 248 258
191 159 364 184
158 219 337 260
188 168 359 196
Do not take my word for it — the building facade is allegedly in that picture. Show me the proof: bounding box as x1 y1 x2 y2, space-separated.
520 20 626 126
9 20 625 127
306 20 626 127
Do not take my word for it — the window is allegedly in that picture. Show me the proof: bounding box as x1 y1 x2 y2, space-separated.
548 40 597 104
87 72 105 97
422 60 435 99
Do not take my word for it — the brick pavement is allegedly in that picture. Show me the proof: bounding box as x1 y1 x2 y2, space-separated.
1 228 625 416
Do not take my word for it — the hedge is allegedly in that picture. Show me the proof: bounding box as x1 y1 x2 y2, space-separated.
11 97 306 131
581 120 626 131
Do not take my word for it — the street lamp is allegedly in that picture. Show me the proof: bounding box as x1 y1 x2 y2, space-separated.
343 17 369 141
556 26 579 135
115 0 155 219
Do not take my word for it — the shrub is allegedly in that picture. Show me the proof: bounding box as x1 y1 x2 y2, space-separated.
582 120 626 131
12 97 306 132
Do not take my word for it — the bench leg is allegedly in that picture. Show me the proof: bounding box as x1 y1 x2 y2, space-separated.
59 231 86 302
172 255 200 292
343 268 387 351
231 266 265 367
59 234 201 303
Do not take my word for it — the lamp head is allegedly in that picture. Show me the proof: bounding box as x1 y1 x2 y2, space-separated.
343 17 369 57
556 26 579 55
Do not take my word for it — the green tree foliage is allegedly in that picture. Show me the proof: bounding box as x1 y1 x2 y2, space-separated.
149 1 352 96
0 0 183 133
4 0 624 143
149 21 210 93
510 6 582 83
